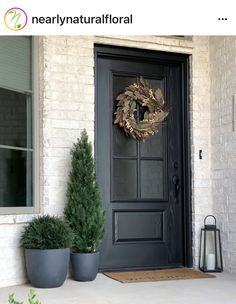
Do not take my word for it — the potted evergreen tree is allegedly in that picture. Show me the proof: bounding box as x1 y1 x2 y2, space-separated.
21 215 74 288
64 130 105 281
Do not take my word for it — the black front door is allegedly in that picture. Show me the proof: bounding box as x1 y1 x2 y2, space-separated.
95 45 191 271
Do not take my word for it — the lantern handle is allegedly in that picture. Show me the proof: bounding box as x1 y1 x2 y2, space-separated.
204 215 216 226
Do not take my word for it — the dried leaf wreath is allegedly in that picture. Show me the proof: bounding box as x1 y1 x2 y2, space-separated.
114 77 169 141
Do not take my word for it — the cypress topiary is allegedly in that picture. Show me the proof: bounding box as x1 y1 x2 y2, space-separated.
64 130 105 253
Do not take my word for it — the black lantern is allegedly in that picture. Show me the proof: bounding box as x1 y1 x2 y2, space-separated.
199 215 223 272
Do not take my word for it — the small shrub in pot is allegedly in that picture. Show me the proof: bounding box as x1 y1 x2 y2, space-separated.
64 129 105 281
21 215 74 288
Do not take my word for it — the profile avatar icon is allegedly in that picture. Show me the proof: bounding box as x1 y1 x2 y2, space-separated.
4 7 28 31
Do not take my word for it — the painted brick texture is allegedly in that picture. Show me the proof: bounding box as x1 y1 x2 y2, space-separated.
191 36 212 267
210 36 236 273
40 36 95 216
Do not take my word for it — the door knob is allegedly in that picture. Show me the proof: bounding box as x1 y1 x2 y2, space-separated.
172 175 180 198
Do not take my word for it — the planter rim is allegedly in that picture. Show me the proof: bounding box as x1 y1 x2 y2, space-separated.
71 251 99 255
25 247 70 251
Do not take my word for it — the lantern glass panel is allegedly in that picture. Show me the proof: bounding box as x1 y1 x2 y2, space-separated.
215 230 223 270
199 229 205 269
205 230 216 271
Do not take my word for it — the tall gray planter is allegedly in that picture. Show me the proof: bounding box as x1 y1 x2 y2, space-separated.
71 251 100 281
25 248 70 288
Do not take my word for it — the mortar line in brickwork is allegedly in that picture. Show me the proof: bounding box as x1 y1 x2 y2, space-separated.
232 94 235 132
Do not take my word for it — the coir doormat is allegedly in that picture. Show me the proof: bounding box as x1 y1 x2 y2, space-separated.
104 268 215 283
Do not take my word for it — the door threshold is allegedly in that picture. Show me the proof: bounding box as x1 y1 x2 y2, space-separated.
99 265 185 272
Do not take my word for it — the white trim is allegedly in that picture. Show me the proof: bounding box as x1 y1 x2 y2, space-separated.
0 36 40 215
0 84 33 94
0 145 33 152
32 36 40 214
0 207 37 216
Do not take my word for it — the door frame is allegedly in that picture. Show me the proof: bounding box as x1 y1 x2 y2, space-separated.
94 44 192 268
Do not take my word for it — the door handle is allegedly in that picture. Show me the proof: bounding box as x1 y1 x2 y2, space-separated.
172 175 180 198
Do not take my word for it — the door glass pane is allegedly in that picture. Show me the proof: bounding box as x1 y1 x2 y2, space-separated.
113 125 137 157
140 127 163 158
113 75 137 157
146 78 164 92
113 159 137 200
113 75 136 97
0 148 33 207
140 160 164 199
0 88 31 148
140 78 165 158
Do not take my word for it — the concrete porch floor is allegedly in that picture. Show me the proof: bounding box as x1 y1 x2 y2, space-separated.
0 272 236 304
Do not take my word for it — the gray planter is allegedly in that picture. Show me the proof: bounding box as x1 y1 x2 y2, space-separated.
25 248 70 288
71 251 100 281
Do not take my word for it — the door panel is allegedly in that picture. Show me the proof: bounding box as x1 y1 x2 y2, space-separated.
114 211 164 242
96 46 190 270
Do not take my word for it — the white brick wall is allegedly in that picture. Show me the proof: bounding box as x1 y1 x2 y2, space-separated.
210 36 236 273
191 36 212 267
0 223 27 287
40 36 95 216
0 35 215 287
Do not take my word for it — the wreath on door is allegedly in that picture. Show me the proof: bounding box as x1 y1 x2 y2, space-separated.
114 77 169 141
